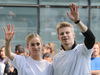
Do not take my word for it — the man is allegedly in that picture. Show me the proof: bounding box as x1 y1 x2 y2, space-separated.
13 44 25 75
53 3 95 75
14 44 25 55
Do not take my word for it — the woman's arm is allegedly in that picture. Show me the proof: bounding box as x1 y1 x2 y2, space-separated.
3 24 15 61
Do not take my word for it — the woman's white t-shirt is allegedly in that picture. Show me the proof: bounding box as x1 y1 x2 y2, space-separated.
11 55 53 75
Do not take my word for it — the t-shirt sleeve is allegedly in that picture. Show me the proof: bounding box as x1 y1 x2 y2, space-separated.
11 55 26 69
82 43 93 58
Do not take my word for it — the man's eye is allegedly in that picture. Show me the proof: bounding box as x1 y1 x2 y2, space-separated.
31 43 34 46
66 32 69 34
60 33 64 35
37 43 40 46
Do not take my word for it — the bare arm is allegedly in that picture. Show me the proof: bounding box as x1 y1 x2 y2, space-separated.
3 24 15 61
67 3 88 33
67 3 95 49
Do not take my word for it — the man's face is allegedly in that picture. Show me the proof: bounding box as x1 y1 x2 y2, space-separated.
58 27 75 46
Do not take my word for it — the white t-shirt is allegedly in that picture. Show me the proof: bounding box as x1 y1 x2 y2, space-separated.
53 43 93 75
11 55 53 75
0 60 5 75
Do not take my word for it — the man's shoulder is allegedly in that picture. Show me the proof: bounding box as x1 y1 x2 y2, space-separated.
53 50 65 59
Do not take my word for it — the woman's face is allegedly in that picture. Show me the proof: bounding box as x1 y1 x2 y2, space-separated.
93 44 100 56
27 37 42 56
0 47 6 59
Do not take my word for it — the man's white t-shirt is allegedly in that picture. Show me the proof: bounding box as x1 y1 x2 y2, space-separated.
11 55 53 75
53 43 93 75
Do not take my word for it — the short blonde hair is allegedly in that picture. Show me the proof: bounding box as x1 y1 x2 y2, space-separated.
26 33 42 45
56 22 74 34
95 42 100 49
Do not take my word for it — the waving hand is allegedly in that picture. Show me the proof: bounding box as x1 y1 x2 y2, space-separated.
3 24 15 61
3 24 15 42
67 3 79 22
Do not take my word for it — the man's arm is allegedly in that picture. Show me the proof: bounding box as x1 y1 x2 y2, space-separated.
67 3 95 49
67 3 88 32
3 24 15 61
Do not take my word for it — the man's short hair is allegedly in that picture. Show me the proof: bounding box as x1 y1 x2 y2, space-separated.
15 44 25 53
56 22 74 34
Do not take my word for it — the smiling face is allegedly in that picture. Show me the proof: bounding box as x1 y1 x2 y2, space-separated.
93 44 100 57
26 33 42 57
0 46 6 59
58 27 75 46
27 37 42 56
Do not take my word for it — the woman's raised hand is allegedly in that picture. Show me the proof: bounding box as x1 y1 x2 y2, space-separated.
3 24 15 42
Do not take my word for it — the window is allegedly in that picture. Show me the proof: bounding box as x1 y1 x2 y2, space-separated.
40 7 88 52
90 8 100 41
0 0 37 4
0 0 100 53
40 0 88 5
0 7 37 51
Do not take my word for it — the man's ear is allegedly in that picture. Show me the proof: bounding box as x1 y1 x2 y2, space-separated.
73 33 75 38
16 50 19 54
26 45 29 50
58 35 60 41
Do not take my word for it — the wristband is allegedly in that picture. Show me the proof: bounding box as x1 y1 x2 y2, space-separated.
74 20 80 24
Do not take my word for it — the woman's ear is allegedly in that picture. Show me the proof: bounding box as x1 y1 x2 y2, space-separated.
41 42 43 45
26 44 29 49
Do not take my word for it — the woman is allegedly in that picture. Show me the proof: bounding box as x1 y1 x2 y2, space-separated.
91 42 100 75
3 24 53 75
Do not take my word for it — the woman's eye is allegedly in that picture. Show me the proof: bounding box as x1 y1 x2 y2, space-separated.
37 43 40 46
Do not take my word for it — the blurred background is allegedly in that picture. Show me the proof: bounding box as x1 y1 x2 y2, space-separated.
0 0 100 53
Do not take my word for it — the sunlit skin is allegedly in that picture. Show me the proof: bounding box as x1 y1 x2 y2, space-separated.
92 44 100 58
58 27 75 50
27 37 43 61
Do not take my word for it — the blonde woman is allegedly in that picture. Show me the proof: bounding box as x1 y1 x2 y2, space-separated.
3 24 53 75
91 42 100 75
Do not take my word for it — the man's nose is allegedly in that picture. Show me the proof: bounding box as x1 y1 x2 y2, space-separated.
63 33 67 36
